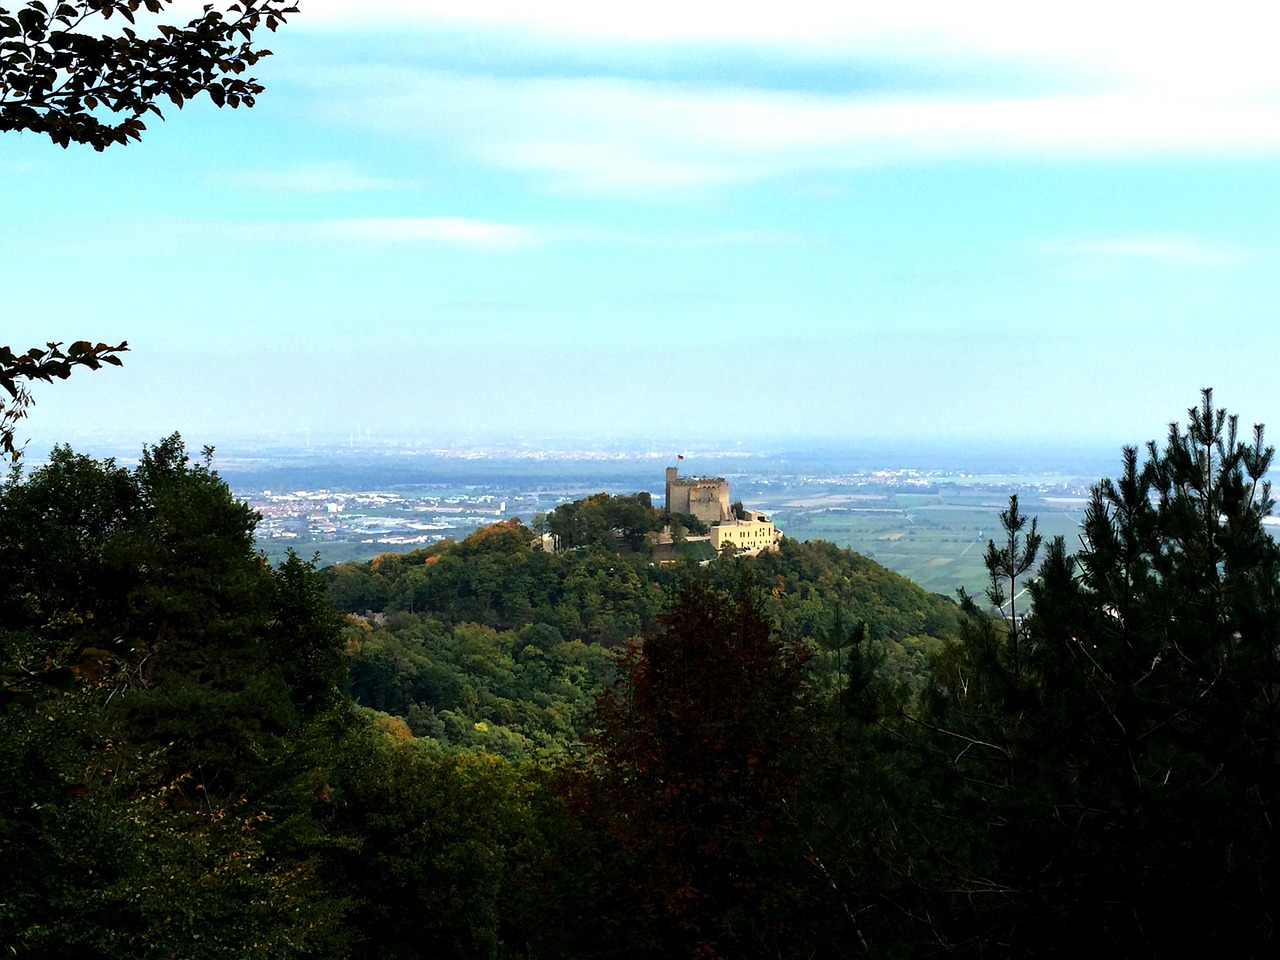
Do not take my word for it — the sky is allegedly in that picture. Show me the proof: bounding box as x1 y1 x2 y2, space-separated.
5 1 1280 454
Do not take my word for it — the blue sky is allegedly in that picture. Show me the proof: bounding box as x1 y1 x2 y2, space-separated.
5 1 1280 454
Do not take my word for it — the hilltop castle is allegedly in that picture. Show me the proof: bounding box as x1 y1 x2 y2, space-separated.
665 467 731 526
664 464 781 556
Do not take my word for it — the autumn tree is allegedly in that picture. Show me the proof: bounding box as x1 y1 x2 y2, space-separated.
565 578 823 959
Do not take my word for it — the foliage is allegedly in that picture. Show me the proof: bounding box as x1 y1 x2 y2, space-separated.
297 711 554 960
563 578 825 959
344 614 617 759
1014 388 1280 955
914 389 1280 956
0 435 348 957
327 506 960 693
547 491 662 552
1 0 296 149
25 413 1280 958
326 519 668 647
665 508 709 537
0 340 127 460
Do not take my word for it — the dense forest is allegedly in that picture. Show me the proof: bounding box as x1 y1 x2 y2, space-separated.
2 391 1278 957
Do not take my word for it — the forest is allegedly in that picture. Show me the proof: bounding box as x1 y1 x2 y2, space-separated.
2 391 1278 958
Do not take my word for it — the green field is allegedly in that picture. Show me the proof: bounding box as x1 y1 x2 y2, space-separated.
771 490 1088 598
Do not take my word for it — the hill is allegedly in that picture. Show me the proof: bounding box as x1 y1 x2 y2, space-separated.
323 512 961 756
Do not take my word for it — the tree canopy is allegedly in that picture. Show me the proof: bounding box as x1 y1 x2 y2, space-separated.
1 1 296 149
0 435 350 957
0 340 127 460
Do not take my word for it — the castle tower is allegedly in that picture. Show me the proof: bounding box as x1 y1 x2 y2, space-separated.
665 465 731 526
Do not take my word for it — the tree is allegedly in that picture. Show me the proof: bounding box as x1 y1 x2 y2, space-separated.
566 578 822 959
0 435 348 957
913 390 1280 956
0 340 127 460
981 493 1040 685
311 723 547 960
1017 388 1280 955
1 1 297 150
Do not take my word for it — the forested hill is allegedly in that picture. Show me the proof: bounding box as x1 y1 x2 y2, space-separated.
7 394 1280 957
322 518 960 755
320 513 960 757
324 516 960 647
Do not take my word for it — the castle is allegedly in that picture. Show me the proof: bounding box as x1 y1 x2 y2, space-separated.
665 467 731 526
664 465 781 556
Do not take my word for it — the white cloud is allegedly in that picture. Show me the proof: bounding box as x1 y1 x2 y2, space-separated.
293 2 1280 94
1040 235 1243 267
3 216 542 255
277 3 1280 197
309 66 1280 195
206 162 415 193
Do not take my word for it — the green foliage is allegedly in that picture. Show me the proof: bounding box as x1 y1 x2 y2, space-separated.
45 422 1280 960
0 435 348 957
548 491 661 552
0 340 127 461
300 712 554 960
344 614 616 759
1012 389 1280 954
913 390 1280 956
328 519 668 647
665 508 709 536
0 1 297 149
735 537 962 695
327 498 964 768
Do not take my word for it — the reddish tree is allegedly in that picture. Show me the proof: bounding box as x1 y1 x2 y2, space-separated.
577 579 816 959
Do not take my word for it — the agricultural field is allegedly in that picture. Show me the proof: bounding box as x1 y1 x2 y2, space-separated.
769 488 1089 597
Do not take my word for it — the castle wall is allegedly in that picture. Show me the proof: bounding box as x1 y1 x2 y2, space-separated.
665 467 730 525
685 480 730 525
663 465 783 555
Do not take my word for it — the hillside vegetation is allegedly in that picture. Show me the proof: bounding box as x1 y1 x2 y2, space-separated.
325 519 960 756
4 391 1279 958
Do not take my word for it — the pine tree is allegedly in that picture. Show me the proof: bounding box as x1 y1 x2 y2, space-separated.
1018 389 1280 955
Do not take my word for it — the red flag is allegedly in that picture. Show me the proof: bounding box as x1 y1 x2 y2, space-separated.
677 454 684 460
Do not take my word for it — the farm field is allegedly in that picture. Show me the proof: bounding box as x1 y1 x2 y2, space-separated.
769 489 1089 597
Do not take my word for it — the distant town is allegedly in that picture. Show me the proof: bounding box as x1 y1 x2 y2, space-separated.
250 489 512 549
